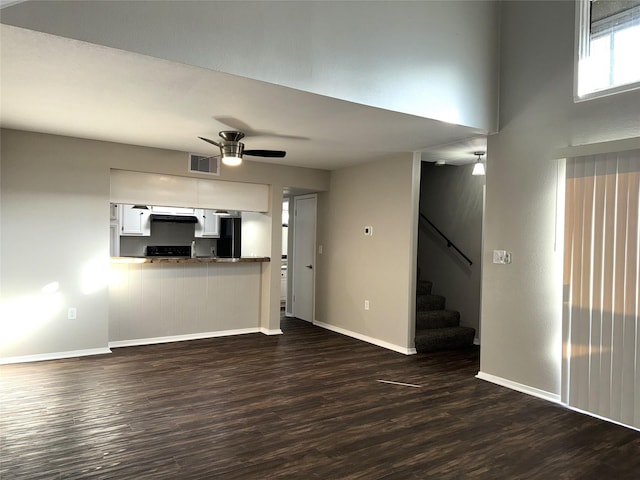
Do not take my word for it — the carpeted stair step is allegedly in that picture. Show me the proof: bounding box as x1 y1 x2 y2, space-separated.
416 293 445 312
417 280 433 295
415 326 476 353
416 309 460 330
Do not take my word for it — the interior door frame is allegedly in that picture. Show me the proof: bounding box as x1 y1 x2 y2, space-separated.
291 193 317 322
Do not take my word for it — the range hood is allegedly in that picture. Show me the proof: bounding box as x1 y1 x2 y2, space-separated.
150 214 198 223
149 206 198 223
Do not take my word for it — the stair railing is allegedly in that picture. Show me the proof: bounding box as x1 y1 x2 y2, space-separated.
419 212 473 266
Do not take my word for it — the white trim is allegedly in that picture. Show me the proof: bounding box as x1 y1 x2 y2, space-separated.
573 0 589 102
477 372 640 432
260 327 283 335
109 328 260 348
314 320 417 355
554 137 640 159
576 81 640 102
0 347 112 365
475 371 561 404
565 405 640 433
407 153 421 353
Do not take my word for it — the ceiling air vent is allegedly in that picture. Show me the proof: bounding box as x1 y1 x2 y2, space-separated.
189 153 220 176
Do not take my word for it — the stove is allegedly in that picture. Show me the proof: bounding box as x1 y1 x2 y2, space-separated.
145 245 191 257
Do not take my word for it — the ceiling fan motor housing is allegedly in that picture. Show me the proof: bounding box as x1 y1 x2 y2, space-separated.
218 131 244 160
220 139 244 159
219 131 245 142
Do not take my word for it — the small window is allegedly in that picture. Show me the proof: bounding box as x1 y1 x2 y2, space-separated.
576 0 640 100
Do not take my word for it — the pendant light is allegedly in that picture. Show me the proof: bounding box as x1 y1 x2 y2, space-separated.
472 151 486 176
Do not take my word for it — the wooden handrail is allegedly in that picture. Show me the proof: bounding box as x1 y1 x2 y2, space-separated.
419 212 473 266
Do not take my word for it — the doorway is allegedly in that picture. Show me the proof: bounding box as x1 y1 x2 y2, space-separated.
417 162 484 339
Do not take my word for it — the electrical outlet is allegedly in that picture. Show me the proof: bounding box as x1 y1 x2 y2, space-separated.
364 300 370 310
68 307 77 320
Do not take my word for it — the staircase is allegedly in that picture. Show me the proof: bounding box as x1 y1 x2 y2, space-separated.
415 280 475 352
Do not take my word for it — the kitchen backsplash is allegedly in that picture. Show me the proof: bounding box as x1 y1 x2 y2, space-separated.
119 222 217 257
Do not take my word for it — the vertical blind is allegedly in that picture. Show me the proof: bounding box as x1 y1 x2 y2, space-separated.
564 149 639 430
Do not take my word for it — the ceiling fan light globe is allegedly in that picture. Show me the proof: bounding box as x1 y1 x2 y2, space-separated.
222 155 242 166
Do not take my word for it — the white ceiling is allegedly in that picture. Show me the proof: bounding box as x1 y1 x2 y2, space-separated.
0 24 487 170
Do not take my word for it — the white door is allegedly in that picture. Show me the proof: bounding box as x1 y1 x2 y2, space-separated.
292 194 316 322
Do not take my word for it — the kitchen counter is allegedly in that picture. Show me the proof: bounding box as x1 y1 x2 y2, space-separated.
109 255 269 345
111 256 270 264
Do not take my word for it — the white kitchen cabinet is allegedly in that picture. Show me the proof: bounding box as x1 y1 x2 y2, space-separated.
119 204 151 236
194 209 220 238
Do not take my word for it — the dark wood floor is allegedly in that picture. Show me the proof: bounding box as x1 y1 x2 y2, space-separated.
2 317 639 479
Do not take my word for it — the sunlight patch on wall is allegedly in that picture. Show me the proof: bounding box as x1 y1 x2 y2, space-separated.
81 255 111 295
0 283 62 348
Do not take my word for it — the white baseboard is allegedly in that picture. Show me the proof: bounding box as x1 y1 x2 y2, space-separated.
565 405 640 433
313 320 417 355
0 347 112 365
476 371 561 404
477 372 640 432
260 328 283 335
109 328 260 348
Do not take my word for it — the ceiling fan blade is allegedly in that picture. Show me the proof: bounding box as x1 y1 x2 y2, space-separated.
198 136 221 148
214 116 255 135
214 116 310 141
244 149 286 158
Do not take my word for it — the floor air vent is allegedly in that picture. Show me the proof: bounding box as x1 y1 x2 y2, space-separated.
189 154 220 176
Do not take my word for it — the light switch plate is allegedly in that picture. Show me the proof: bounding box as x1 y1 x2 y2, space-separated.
493 250 512 264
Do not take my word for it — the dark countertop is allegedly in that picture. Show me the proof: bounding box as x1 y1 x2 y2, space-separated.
111 256 270 264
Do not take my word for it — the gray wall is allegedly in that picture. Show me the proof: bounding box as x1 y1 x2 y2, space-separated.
1 132 111 359
316 154 420 352
0 129 329 360
481 1 640 396
1 1 500 132
418 162 484 336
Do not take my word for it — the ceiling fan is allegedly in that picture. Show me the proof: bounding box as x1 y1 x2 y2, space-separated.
198 131 286 167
